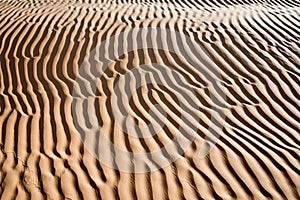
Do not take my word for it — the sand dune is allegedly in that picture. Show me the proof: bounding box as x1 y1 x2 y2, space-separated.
0 0 299 199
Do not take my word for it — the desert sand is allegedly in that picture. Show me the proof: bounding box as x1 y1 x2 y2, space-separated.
0 0 299 199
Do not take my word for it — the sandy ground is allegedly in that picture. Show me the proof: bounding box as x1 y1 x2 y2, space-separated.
0 0 299 199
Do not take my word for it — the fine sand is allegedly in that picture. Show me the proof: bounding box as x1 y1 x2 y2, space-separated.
0 0 299 199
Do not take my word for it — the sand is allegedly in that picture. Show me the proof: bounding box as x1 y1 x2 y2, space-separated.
0 0 299 199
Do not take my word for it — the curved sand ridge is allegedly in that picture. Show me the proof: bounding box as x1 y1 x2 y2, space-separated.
0 0 299 199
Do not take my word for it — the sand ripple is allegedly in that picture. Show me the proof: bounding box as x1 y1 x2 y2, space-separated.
0 0 299 199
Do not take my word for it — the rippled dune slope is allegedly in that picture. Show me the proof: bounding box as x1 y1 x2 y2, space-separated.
0 0 299 199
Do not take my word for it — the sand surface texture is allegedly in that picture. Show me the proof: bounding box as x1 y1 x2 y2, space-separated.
0 0 300 199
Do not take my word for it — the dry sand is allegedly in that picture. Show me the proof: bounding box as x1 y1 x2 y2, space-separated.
0 0 299 199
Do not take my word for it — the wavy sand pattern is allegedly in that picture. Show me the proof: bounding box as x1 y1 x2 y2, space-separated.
0 0 299 199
